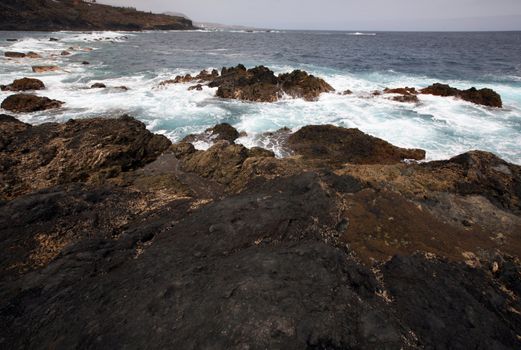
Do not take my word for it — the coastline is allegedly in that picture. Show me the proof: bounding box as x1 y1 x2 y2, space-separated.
1 113 520 348
1 25 521 348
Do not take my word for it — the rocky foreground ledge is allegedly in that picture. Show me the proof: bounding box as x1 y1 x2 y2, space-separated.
1 115 521 349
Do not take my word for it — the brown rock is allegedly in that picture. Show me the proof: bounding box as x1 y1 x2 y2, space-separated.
183 123 240 144
4 51 26 58
279 70 335 101
26 52 41 58
61 50 71 56
288 125 426 165
0 115 171 200
421 83 502 108
1 78 45 92
384 87 418 95
90 83 106 89
188 84 203 91
392 95 419 103
32 66 60 73
1 94 63 113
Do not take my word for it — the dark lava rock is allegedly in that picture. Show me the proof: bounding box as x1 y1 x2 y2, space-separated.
188 83 203 91
279 69 335 101
60 50 71 56
1 93 63 113
49 37 59 41
209 65 334 102
32 66 60 73
82 61 90 65
183 123 240 145
1 78 45 92
392 94 419 103
0 115 171 200
6 39 18 42
425 151 521 214
1 117 520 349
4 51 26 58
90 83 107 89
384 87 418 95
288 124 426 165
421 83 503 108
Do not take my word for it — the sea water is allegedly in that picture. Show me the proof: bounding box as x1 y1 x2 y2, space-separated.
0 30 520 163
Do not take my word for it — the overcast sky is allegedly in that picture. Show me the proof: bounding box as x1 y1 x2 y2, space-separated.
97 0 521 31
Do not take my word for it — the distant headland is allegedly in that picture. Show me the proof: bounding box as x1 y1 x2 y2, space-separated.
0 0 196 31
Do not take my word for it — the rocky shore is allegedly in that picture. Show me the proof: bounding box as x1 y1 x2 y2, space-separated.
0 0 195 31
1 113 520 349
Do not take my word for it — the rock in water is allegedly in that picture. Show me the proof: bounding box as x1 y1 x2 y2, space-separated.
210 65 334 102
421 83 502 108
1 78 45 92
288 124 426 165
32 66 60 73
278 69 335 101
4 51 26 58
183 123 241 144
1 94 63 113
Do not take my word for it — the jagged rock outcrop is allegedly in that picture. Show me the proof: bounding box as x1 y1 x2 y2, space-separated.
0 115 171 200
1 93 63 113
32 66 60 73
421 83 503 108
1 77 45 92
0 117 520 349
0 0 195 31
210 65 334 102
182 123 240 144
288 124 426 165
162 65 334 102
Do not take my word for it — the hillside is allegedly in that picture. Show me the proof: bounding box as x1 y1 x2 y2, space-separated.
0 0 195 31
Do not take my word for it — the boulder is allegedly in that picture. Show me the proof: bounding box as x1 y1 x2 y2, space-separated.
183 123 240 144
279 70 335 101
26 52 41 58
421 83 502 108
288 125 426 165
0 115 171 200
392 94 419 103
1 94 63 113
61 50 71 56
81 61 90 65
188 84 203 91
90 83 106 89
4 51 26 58
32 66 60 73
1 78 45 92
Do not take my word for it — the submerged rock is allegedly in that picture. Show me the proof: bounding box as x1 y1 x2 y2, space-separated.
1 94 63 113
90 83 106 89
32 65 60 73
288 124 426 165
1 78 45 92
4 51 26 58
421 83 503 108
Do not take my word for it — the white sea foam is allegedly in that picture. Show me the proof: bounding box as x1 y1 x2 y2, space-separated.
1 31 520 164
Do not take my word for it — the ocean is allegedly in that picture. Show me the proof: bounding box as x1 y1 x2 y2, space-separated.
1 30 520 163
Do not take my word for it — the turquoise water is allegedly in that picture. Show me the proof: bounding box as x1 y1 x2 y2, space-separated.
1 30 520 163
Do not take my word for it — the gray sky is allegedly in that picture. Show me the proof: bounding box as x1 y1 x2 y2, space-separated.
97 0 521 31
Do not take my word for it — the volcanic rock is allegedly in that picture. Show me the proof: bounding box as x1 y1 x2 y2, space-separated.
1 94 63 113
288 125 426 165
188 84 203 91
392 94 419 103
61 50 71 56
4 51 26 58
1 78 45 92
32 66 60 73
0 115 171 200
421 83 503 108
90 83 106 89
279 69 335 101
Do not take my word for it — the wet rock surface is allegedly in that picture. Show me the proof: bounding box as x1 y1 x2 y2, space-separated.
1 93 63 113
1 116 520 349
1 78 45 92
162 65 334 102
288 124 426 165
421 83 503 108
